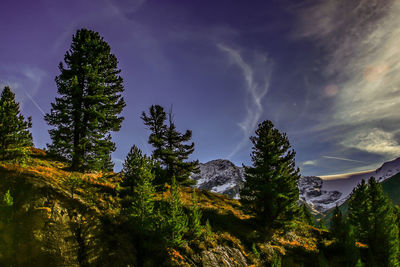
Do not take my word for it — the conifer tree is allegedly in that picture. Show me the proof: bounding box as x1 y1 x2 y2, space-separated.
130 156 156 230
45 28 125 171
330 209 360 267
348 177 400 267
0 86 32 160
330 206 344 240
367 178 399 267
190 189 203 238
300 203 314 225
122 145 146 194
141 105 199 186
348 179 370 243
240 120 300 228
166 177 188 247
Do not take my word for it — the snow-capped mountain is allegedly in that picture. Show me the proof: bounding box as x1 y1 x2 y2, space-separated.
298 176 342 213
191 159 245 198
191 157 400 213
315 157 400 211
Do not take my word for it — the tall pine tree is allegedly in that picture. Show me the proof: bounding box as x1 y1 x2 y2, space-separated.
240 120 300 229
45 28 125 171
348 179 370 244
141 105 199 186
367 178 399 267
0 86 32 160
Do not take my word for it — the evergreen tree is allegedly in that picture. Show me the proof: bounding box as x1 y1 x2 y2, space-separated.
348 177 399 267
240 120 300 228
0 190 14 223
300 203 314 225
367 178 399 267
348 179 370 243
45 28 125 171
141 105 166 161
330 206 344 241
189 189 203 238
0 86 32 160
122 145 146 193
141 105 199 186
165 177 188 247
130 156 156 230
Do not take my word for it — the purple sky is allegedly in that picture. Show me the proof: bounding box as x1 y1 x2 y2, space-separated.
1 0 400 176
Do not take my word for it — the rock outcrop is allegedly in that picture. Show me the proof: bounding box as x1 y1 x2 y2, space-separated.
191 159 244 198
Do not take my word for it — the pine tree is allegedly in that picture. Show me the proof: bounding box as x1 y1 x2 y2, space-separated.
0 86 32 160
240 120 300 228
45 28 125 171
0 190 14 223
122 145 146 194
141 105 199 186
367 178 399 267
330 206 344 241
348 177 400 267
130 156 156 230
300 203 314 225
166 177 188 247
348 179 370 243
189 189 203 238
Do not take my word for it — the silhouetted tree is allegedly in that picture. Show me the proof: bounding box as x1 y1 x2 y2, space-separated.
141 105 199 186
0 86 32 160
45 28 125 171
240 120 300 229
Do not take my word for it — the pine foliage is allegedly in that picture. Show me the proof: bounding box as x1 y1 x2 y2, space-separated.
166 177 188 247
348 179 370 243
141 105 199 186
189 189 203 238
0 86 32 160
122 145 147 193
130 156 156 230
348 177 399 266
300 203 314 225
45 28 125 171
240 120 300 228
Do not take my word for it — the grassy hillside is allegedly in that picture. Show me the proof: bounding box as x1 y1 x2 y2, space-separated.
0 148 343 266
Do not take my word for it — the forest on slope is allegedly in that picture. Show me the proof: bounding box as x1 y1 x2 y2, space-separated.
1 28 399 267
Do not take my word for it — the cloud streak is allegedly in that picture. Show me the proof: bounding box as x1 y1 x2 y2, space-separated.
322 155 365 164
295 0 400 164
218 44 273 159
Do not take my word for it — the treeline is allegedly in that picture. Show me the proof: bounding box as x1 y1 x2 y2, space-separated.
328 177 400 266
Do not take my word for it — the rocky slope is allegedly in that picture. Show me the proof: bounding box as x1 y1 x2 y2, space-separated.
191 159 245 198
298 176 343 213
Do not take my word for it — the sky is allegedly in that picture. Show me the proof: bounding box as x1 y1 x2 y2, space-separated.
1 0 400 176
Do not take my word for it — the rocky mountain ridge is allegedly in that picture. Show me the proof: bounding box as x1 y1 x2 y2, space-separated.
191 159 245 199
192 157 400 213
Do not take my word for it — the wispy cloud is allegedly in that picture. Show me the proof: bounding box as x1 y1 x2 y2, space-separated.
0 66 46 114
295 0 400 162
302 160 318 166
322 155 365 164
23 90 45 115
218 44 273 158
